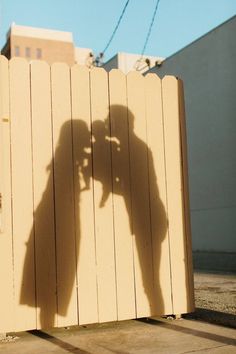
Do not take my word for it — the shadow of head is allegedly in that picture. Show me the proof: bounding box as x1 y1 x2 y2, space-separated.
104 105 134 141
57 120 90 148
92 120 107 140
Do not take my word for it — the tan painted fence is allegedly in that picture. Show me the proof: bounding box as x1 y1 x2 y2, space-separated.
0 55 194 332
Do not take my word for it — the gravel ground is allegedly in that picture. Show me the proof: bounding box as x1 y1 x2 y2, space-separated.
185 272 236 328
194 272 236 314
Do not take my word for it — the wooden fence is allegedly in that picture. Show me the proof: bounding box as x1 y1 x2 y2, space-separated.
0 55 194 332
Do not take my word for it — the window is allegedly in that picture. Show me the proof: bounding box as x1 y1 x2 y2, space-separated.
14 46 20 56
36 48 42 59
25 47 31 58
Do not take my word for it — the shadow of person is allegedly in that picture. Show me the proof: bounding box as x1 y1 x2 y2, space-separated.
20 119 91 329
107 104 168 315
20 105 168 327
91 120 120 207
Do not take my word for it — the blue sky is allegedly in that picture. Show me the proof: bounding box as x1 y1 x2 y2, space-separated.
0 0 236 61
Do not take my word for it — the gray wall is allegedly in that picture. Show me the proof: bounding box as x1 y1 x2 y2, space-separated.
149 16 236 254
102 55 118 72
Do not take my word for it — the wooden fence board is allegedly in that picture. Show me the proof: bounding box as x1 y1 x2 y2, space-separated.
0 55 14 332
109 69 136 320
178 79 195 312
90 67 117 322
51 63 77 326
9 58 36 331
30 61 57 328
162 76 189 314
126 71 155 317
0 57 12 238
145 74 173 315
71 65 98 325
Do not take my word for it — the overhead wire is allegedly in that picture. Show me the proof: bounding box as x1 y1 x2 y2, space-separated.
102 0 130 55
141 0 161 57
134 0 161 71
95 0 161 68
94 0 130 65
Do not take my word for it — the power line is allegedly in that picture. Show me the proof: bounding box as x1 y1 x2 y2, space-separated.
102 0 130 54
94 0 130 65
141 0 161 56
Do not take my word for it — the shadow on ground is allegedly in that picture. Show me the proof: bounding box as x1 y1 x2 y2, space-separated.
137 317 236 346
184 307 236 329
28 330 90 354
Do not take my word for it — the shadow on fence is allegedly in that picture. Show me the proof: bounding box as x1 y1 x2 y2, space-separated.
20 105 168 328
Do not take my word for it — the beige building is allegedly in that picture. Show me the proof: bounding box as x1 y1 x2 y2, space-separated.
148 15 236 272
1 23 93 66
102 52 164 74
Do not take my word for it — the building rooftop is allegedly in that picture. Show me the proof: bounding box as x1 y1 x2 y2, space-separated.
7 23 73 43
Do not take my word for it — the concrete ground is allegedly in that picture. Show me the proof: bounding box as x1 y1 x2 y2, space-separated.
1 272 235 354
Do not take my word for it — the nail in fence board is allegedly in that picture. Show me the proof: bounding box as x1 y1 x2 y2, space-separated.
71 65 98 325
